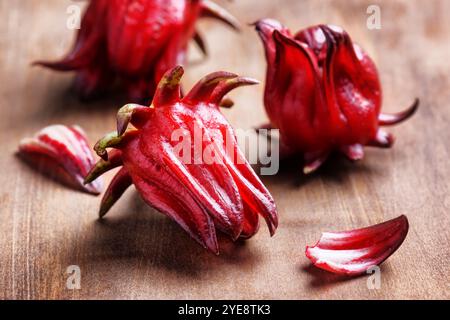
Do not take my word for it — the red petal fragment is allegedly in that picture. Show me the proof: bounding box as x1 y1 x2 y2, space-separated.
18 124 103 194
305 215 409 276
99 167 132 218
379 99 420 126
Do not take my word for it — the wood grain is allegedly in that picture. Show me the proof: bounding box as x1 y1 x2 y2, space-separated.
1 0 449 299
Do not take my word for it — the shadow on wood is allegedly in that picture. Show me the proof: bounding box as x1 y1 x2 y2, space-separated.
300 262 393 289
29 72 133 120
261 151 381 189
75 193 263 278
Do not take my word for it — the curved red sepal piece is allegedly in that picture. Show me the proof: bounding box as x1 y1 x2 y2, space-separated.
18 124 103 195
305 215 409 276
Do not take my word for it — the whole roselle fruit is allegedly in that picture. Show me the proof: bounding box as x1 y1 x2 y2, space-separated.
84 66 278 254
255 19 419 174
34 0 240 103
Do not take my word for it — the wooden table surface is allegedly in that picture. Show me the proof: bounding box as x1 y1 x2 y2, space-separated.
1 0 449 300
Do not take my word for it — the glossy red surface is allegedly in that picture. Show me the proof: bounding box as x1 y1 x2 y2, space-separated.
18 125 103 194
86 66 278 254
306 215 409 276
255 19 418 174
34 0 239 103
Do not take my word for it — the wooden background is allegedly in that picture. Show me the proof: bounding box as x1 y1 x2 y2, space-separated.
1 0 449 299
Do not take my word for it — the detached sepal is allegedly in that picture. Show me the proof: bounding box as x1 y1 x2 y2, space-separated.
18 124 103 194
305 215 409 276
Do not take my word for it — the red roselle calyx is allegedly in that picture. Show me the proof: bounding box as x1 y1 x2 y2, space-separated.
85 66 278 254
255 19 419 174
305 215 409 276
18 125 103 194
34 0 240 103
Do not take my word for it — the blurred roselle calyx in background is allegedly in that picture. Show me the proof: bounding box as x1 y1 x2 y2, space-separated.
84 66 278 254
34 0 240 103
255 19 419 174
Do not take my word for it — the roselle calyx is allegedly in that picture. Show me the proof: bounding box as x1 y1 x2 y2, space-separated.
35 0 240 103
18 125 102 194
305 215 409 276
255 19 419 174
85 66 278 254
